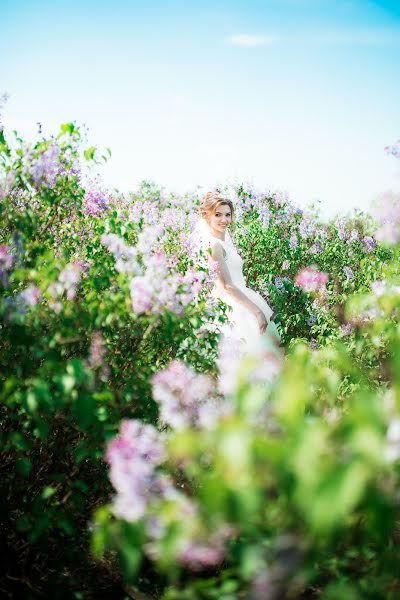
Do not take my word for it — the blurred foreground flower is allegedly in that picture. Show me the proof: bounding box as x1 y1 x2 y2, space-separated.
374 191 400 245
295 265 328 292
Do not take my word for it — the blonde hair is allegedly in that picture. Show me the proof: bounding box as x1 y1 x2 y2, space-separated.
199 190 235 222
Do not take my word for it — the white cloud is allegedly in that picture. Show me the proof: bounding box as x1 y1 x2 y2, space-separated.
224 34 278 47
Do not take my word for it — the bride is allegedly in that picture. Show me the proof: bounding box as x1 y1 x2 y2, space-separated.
191 190 282 358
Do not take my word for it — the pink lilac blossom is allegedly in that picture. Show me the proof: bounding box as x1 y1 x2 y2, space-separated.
0 245 13 269
18 285 41 306
295 266 328 292
177 524 233 571
130 277 154 313
105 419 165 522
152 360 214 430
87 331 110 380
48 261 82 302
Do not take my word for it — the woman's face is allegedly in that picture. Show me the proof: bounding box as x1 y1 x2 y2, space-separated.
207 203 232 236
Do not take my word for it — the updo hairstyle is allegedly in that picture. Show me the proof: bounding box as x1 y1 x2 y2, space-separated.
199 190 235 224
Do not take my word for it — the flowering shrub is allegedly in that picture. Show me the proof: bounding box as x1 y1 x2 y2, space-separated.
1 119 399 598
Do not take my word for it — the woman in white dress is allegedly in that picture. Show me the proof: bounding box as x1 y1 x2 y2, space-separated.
192 191 282 358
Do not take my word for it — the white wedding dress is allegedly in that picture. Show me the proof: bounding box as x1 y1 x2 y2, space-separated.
190 221 281 357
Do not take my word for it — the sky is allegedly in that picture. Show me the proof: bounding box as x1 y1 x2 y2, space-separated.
1 0 400 218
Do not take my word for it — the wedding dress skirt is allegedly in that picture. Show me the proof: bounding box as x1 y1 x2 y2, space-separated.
209 232 281 357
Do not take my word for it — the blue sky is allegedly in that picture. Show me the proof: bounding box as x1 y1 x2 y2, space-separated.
1 0 400 217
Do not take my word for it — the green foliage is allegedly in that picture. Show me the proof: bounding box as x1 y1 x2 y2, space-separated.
1 121 399 599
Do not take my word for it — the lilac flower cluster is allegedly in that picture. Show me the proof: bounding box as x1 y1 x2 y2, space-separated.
47 261 83 311
384 139 400 159
289 234 298 249
0 170 15 201
343 266 355 281
106 419 165 521
178 523 233 571
130 252 208 316
299 218 316 240
339 323 353 336
0 244 13 286
362 236 376 252
87 331 110 381
310 241 323 254
374 191 400 245
18 285 41 307
152 360 218 430
82 186 111 217
274 276 284 292
101 233 141 275
295 266 328 292
31 144 60 188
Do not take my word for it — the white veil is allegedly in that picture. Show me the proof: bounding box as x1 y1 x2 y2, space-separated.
188 217 234 257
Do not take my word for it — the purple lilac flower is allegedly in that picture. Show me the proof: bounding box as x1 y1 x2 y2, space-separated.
152 360 214 430
0 170 16 201
349 229 359 242
0 245 13 269
130 276 153 314
101 234 140 275
336 220 347 240
363 236 376 252
289 234 298 249
178 525 233 571
310 242 323 254
282 260 290 270
19 285 41 306
274 276 284 292
31 144 60 188
299 219 316 240
384 139 400 159
88 331 106 368
82 184 111 216
58 262 83 300
307 314 317 325
339 323 353 336
343 266 355 281
106 419 165 522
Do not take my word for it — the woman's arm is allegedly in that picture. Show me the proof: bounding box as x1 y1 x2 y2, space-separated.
211 242 268 332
